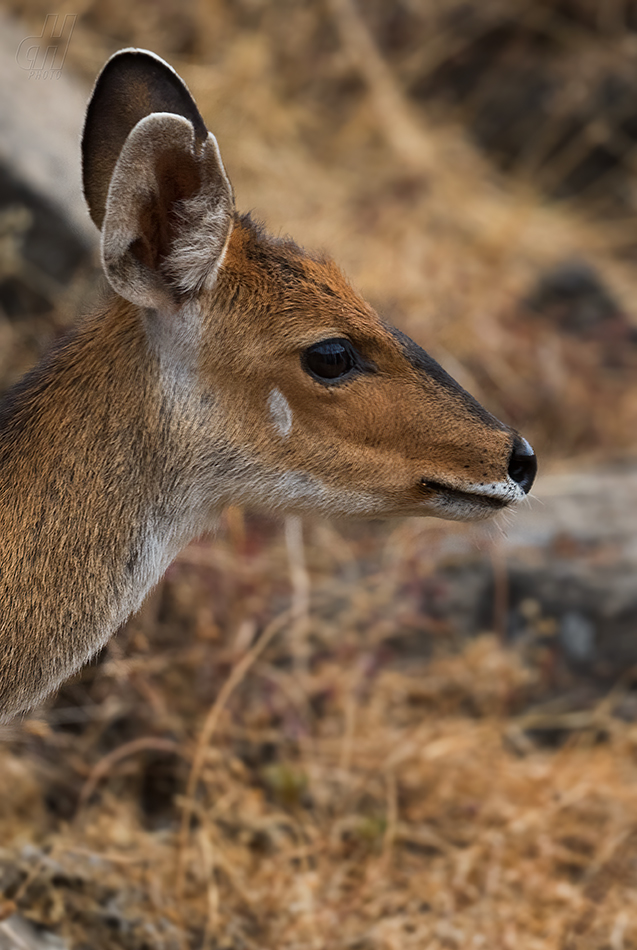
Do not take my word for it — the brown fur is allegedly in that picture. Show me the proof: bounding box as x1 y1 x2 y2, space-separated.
0 50 535 721
201 219 514 515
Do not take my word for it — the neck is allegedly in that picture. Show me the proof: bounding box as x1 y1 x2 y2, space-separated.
0 297 213 721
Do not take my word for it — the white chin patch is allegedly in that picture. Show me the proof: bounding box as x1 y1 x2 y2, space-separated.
427 476 528 522
268 388 293 438
464 477 527 504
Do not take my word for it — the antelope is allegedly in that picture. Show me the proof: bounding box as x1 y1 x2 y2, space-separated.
0 49 536 722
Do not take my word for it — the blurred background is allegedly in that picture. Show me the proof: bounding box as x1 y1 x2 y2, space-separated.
2 2 637 948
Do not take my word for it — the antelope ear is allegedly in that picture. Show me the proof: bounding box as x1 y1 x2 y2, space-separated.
83 48 209 230
99 113 234 311
82 48 234 311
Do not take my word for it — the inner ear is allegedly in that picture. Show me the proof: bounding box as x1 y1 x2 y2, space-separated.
130 146 202 275
100 113 234 311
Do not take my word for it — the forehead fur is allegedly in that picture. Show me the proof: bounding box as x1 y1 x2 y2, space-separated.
224 213 349 287
211 214 380 337
204 214 504 438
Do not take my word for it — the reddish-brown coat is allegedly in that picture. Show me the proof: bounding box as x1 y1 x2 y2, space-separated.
0 49 535 721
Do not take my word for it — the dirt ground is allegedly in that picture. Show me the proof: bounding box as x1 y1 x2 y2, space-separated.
3 2 637 948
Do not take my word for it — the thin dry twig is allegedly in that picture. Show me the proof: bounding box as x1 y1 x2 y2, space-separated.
326 0 439 171
175 607 293 902
561 826 637 948
0 921 31 950
197 827 218 950
382 769 398 864
285 515 311 671
489 540 509 643
285 515 310 626
76 736 184 811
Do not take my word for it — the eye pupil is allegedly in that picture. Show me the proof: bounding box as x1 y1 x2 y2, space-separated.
304 339 356 380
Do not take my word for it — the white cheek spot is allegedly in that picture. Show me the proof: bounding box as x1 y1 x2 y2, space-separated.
268 388 293 438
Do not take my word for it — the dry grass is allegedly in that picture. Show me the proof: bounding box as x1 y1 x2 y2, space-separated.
3 1 637 947
1 515 637 948
0 512 637 950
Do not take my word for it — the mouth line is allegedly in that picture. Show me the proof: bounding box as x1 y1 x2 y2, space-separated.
420 479 510 511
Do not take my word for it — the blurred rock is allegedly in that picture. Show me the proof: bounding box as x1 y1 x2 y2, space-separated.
395 463 637 677
0 11 96 247
558 610 596 663
523 259 627 337
0 12 97 388
0 916 67 950
0 163 92 323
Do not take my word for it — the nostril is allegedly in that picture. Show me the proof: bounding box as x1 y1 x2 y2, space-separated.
508 436 537 494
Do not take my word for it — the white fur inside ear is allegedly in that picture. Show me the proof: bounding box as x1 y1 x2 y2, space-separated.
268 388 293 438
101 114 233 310
165 132 234 294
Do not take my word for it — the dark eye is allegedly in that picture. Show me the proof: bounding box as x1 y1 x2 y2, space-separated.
302 338 357 381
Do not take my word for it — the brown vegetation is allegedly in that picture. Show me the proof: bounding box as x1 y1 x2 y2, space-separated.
3 1 637 947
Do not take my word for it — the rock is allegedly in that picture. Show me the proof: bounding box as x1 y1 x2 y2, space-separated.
0 11 96 247
0 916 67 950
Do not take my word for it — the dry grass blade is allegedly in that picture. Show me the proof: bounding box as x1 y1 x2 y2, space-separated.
561 826 637 948
0 921 31 950
175 607 293 902
326 0 439 171
77 736 184 812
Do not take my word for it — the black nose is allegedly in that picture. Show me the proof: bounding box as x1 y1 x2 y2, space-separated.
508 436 537 494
